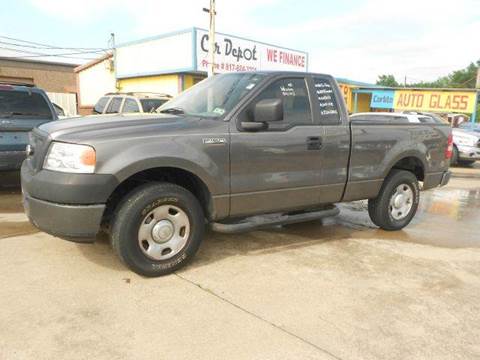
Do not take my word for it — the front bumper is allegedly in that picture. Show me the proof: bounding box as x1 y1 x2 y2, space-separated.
457 144 480 161
21 160 115 241
23 191 105 241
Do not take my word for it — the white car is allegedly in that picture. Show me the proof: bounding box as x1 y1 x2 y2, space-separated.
350 112 480 166
451 128 480 165
350 112 437 124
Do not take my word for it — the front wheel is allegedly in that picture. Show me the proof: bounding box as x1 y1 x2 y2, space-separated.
368 170 420 231
111 182 205 277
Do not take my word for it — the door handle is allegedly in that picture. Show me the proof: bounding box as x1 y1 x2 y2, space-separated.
306 136 322 150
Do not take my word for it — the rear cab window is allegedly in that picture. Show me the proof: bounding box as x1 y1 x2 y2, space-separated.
0 90 53 119
311 77 340 125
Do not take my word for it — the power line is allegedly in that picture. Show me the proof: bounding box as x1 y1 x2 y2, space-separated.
0 45 105 55
0 35 107 51
0 39 108 52
0 54 98 61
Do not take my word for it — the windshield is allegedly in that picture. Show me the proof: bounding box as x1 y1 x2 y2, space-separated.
158 73 266 118
0 90 53 119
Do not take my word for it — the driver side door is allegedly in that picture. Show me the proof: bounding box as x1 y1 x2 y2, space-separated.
229 76 326 217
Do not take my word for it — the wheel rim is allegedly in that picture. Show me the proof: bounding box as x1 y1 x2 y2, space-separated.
137 205 190 260
389 183 414 220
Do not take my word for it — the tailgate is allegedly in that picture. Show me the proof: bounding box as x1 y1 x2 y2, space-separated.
0 118 51 152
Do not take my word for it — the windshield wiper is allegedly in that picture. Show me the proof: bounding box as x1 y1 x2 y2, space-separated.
159 107 185 115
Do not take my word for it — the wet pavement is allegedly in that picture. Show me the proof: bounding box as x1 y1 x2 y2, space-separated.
1 170 480 359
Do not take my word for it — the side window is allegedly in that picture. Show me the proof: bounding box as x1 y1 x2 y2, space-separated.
105 97 123 114
254 78 312 130
140 99 167 113
93 96 109 114
312 77 340 125
122 98 140 113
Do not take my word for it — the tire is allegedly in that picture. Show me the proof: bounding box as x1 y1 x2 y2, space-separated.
450 146 459 166
111 182 205 277
368 169 420 231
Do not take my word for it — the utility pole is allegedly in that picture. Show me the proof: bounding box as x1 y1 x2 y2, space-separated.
110 33 119 90
203 0 216 77
404 75 407 88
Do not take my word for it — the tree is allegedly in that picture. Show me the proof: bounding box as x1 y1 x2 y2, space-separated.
376 74 399 87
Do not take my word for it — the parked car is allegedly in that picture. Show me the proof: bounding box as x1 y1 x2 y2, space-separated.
450 128 480 166
354 111 480 166
350 112 437 124
0 82 58 171
93 92 172 115
22 72 452 276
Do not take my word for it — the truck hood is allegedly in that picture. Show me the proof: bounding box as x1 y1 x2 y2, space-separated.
38 113 219 142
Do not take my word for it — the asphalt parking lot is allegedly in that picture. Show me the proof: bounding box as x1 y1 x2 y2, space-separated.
1 166 480 360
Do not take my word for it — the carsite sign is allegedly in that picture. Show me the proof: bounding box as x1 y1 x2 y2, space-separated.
196 29 308 73
369 89 478 113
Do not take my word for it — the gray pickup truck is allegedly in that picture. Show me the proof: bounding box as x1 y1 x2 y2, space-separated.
21 72 452 276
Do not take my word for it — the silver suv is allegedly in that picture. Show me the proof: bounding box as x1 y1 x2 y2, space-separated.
93 92 172 115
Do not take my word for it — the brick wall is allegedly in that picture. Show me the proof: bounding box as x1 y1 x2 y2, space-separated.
0 58 77 93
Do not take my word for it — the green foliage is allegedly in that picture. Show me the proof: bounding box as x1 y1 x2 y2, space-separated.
376 74 399 87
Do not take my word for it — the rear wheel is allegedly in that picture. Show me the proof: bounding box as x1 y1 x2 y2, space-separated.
111 182 205 277
368 170 419 231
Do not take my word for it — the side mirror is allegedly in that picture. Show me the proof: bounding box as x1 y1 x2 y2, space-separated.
254 98 283 123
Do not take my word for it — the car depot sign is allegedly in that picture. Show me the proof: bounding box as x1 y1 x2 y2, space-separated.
369 89 477 113
195 29 308 73
115 28 308 79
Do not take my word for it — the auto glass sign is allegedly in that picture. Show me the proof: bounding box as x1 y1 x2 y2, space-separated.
196 29 307 73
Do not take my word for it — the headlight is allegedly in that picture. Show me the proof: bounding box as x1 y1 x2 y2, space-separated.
43 142 96 174
455 136 476 147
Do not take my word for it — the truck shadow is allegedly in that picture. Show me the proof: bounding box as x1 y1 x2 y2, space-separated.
75 218 361 274
75 214 406 275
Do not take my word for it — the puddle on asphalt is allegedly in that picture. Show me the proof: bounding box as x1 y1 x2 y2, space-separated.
327 184 480 249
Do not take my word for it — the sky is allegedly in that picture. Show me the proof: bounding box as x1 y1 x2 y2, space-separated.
1 0 479 84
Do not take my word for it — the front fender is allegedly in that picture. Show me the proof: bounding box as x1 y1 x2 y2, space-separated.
95 135 230 196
